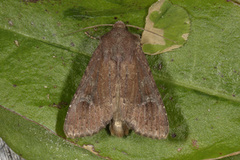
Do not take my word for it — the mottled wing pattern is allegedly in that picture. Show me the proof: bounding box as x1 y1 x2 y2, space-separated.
121 38 169 139
64 44 114 138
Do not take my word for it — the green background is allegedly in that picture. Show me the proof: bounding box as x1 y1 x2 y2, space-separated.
142 0 190 54
0 0 240 159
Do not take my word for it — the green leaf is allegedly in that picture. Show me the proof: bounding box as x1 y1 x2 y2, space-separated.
141 0 190 54
0 106 101 159
0 0 240 159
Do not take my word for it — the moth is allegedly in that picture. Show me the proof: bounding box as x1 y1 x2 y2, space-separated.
64 21 169 139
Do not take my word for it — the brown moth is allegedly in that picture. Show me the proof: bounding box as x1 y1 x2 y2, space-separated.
64 21 169 139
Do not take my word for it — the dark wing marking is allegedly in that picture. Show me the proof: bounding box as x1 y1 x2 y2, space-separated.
64 44 114 138
121 43 169 139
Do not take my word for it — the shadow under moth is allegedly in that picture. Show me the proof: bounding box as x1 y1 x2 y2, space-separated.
64 21 169 139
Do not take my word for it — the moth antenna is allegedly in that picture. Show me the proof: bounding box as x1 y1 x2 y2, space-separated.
126 24 177 43
64 24 114 37
64 23 176 43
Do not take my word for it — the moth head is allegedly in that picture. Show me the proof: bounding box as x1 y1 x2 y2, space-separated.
113 21 126 29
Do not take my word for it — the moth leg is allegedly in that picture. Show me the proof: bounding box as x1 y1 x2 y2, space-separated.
84 31 100 40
